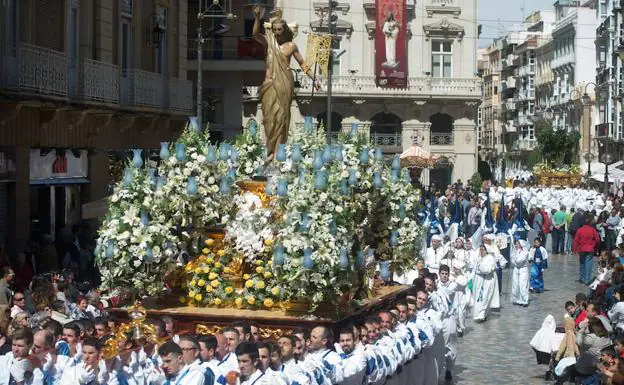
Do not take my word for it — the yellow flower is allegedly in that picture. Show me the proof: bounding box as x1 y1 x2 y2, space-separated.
263 298 274 308
194 267 202 274
245 280 254 289
223 267 232 274
205 257 214 265
255 281 265 290
217 249 226 257
255 259 264 265
205 285 213 293
255 266 264 274
184 264 193 272
243 274 250 280
205 239 215 246
214 298 223 306
264 239 274 247
202 267 210 274
202 248 210 255
189 280 197 287
235 297 243 307
208 272 218 281
263 271 272 279
188 290 196 298
178 296 186 304
198 255 206 262
195 294 203 301
197 279 206 287
271 287 280 296
225 286 234 294
210 279 220 288
214 262 223 269
246 296 256 305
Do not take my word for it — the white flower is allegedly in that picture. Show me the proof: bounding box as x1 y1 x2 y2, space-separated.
118 231 131 240
335 206 343 213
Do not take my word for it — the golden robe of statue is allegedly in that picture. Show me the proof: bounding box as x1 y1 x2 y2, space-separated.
253 6 320 163
259 30 294 162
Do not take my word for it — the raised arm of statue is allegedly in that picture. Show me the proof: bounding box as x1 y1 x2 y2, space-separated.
252 6 264 37
293 48 321 91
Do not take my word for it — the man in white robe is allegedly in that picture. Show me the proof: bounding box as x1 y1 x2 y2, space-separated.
510 239 530 306
472 245 499 322
425 235 445 274
303 326 344 385
59 337 118 385
278 335 311 385
336 328 366 385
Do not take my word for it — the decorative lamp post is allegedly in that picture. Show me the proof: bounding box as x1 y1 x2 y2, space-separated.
599 139 616 194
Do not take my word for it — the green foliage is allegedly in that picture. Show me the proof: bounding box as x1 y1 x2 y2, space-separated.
536 120 580 166
469 172 482 192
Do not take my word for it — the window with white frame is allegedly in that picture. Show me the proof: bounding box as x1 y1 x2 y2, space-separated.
431 40 452 78
331 38 341 76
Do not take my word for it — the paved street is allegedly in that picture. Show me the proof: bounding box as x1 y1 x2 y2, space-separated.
453 253 586 384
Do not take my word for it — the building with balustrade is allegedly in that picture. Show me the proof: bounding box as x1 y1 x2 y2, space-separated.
594 0 624 156
234 0 482 188
0 0 193 253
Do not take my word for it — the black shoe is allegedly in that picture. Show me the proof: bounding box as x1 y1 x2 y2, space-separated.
522 304 529 307
458 331 464 338
445 370 452 381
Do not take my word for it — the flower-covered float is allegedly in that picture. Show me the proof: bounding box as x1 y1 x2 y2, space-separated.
533 163 582 187
95 117 424 315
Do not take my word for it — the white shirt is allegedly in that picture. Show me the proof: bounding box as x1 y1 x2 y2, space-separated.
340 349 367 385
303 349 344 385
0 352 44 385
58 360 115 385
609 302 624 331
425 246 445 274
282 359 311 385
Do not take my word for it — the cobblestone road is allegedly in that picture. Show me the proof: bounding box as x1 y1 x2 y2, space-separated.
453 253 586 384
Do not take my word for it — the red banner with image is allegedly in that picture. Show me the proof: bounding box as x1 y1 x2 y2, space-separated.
375 0 407 88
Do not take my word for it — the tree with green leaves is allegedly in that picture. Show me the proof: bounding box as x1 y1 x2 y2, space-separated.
535 119 581 166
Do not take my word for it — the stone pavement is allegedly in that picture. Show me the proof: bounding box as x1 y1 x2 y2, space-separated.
453 253 586 384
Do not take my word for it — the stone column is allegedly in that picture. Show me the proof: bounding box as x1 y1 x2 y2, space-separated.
8 146 29 254
452 122 478 183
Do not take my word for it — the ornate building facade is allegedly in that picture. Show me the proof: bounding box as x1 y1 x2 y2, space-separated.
0 0 193 253
241 0 482 187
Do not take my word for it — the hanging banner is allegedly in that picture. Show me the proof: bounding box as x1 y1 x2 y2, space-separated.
29 149 88 182
375 0 407 88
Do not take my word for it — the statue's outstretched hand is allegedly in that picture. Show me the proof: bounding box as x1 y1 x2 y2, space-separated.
253 5 265 19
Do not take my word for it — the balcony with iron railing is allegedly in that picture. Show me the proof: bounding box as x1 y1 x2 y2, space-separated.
595 122 613 138
297 76 481 99
370 132 403 153
1 42 192 114
430 132 454 146
187 37 265 72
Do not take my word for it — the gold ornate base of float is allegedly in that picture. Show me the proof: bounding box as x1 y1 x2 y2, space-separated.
109 285 411 335
236 180 270 207
536 172 582 187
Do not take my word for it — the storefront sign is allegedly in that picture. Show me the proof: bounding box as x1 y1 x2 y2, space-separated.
375 0 408 88
30 149 88 182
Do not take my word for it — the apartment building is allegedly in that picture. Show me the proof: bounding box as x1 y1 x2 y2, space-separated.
0 0 193 253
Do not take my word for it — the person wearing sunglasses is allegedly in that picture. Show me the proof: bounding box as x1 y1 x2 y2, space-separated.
10 292 28 319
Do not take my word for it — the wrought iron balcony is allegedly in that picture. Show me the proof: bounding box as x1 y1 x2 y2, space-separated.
167 77 193 115
1 42 192 114
2 43 68 98
370 132 403 152
78 59 120 104
430 132 454 146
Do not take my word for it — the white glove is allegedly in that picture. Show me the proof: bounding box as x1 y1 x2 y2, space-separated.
147 367 166 385
78 366 96 384
10 358 31 382
97 360 110 384
42 352 54 372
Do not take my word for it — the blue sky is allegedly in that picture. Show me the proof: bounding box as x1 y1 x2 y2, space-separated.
478 0 556 47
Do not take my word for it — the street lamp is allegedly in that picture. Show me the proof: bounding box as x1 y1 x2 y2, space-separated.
599 139 617 194
572 82 599 179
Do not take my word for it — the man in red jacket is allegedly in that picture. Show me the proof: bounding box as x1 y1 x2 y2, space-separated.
573 213 601 285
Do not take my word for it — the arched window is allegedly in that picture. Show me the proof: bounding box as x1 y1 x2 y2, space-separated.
429 113 454 145
370 112 402 153
316 111 343 133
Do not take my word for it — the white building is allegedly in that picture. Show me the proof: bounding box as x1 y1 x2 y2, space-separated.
240 0 482 187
